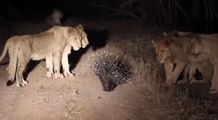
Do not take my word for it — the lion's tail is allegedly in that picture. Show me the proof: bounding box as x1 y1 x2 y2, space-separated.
0 40 9 62
7 80 15 86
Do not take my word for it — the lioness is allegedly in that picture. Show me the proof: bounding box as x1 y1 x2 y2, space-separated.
187 34 218 94
0 25 89 87
152 37 189 85
152 32 213 85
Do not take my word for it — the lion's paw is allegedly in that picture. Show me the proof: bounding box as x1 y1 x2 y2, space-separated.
63 71 75 77
46 72 53 78
210 88 218 94
16 83 27 87
54 73 64 79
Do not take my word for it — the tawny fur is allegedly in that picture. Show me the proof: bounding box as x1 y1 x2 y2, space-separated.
187 34 218 94
0 25 89 87
152 32 213 85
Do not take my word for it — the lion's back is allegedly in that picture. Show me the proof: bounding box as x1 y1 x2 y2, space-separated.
199 34 218 55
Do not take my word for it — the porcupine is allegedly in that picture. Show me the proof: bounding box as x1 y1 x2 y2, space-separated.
90 49 132 92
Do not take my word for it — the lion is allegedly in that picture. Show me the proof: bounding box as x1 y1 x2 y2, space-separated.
0 24 89 87
187 33 218 94
152 37 189 85
152 32 213 85
52 24 89 78
45 9 63 25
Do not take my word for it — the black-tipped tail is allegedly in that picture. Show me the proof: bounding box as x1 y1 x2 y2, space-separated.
7 80 15 86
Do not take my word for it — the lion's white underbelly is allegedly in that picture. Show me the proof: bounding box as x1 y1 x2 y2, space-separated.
31 53 47 60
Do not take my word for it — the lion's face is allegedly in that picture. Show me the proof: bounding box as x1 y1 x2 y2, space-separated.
67 25 89 51
187 38 201 55
152 39 171 63
80 31 89 48
75 24 89 48
68 34 82 51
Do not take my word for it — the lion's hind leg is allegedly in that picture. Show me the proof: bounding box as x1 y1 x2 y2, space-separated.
16 59 29 87
210 64 218 94
6 62 16 86
46 54 54 78
16 47 31 87
6 46 18 86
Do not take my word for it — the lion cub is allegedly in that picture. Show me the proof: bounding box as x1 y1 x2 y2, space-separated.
187 34 218 94
0 25 89 87
152 32 213 85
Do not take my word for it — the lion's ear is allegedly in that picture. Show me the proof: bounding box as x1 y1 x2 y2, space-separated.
163 31 179 37
193 34 200 40
76 24 84 31
165 39 171 46
64 27 73 38
163 32 167 37
152 39 157 47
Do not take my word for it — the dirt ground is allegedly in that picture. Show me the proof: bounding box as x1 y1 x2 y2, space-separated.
0 21 174 120
0 49 172 120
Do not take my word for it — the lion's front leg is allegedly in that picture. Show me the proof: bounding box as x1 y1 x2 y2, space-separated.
53 51 64 79
62 45 74 77
164 61 174 85
170 63 187 84
45 54 54 78
177 63 191 84
188 63 196 80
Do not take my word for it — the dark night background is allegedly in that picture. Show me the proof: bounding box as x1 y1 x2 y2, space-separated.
0 0 218 33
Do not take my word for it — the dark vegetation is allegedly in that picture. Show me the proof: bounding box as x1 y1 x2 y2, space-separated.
1 0 218 33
